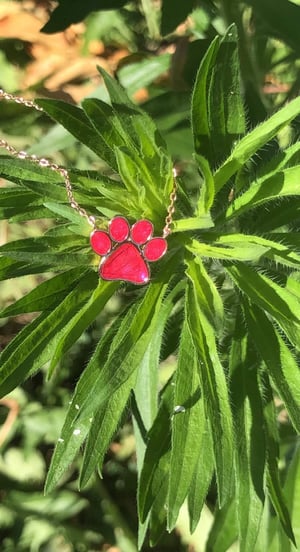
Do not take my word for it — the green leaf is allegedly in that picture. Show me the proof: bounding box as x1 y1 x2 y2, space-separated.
0 268 85 317
194 154 215 215
252 201 300 233
0 257 49 281
172 215 214 232
226 166 300 220
214 96 300 192
191 26 246 168
229 312 265 552
0 233 92 269
80 370 136 489
1 234 86 254
133 281 184 549
48 279 118 376
118 54 171 96
259 371 296 545
227 263 300 349
36 98 117 169
46 258 176 493
167 316 203 530
186 255 233 505
0 187 41 220
187 423 214 534
255 142 300 183
98 68 171 188
45 311 127 494
141 0 160 39
138 380 173 523
282 445 300 550
72 276 172 423
44 202 90 232
0 157 65 198
206 499 238 552
185 251 224 330
244 302 300 432
0 271 98 398
190 237 267 262
191 234 300 270
82 97 130 169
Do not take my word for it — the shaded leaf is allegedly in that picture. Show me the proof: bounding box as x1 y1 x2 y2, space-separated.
0 268 85 317
226 166 300 220
227 263 300 349
191 26 246 168
244 301 300 432
259 371 296 545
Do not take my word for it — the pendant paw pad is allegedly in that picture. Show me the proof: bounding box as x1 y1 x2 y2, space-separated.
90 216 167 285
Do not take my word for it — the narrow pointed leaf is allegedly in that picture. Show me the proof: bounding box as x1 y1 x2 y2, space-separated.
191 234 300 269
99 67 172 194
172 215 214 232
138 381 173 522
37 98 117 169
206 499 238 552
0 257 50 281
45 306 135 493
215 96 300 192
194 154 215 215
191 26 246 168
133 281 184 549
167 316 203 530
48 280 118 376
259 371 296 545
0 272 98 397
186 255 233 505
226 166 300 220
0 267 84 317
46 258 177 493
282 445 300 550
187 421 214 533
79 370 137 489
244 302 300 432
229 314 265 552
227 263 300 349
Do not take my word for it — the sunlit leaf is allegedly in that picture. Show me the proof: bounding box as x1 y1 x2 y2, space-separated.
167 316 203 530
186 255 233 505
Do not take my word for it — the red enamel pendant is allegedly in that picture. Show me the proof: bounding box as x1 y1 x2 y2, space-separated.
90 216 167 285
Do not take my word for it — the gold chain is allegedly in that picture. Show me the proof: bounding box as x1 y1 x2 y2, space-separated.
0 89 177 233
163 167 177 237
0 89 96 228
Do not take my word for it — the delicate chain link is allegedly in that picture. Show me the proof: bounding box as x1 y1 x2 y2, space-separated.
0 89 177 234
0 89 96 228
163 167 177 237
0 89 43 112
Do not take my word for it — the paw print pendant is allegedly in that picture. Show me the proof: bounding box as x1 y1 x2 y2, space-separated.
90 216 168 285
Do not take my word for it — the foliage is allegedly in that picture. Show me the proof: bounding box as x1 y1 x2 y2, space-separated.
1 1 300 551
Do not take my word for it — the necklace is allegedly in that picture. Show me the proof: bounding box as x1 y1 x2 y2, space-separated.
0 89 177 285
